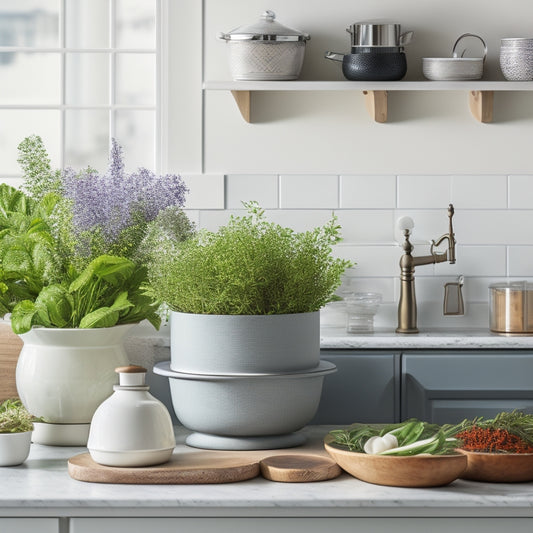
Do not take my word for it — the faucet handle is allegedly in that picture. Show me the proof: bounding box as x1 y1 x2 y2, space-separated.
397 216 414 233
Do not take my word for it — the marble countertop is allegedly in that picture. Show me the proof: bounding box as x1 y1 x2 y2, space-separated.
1 426 533 519
320 327 533 350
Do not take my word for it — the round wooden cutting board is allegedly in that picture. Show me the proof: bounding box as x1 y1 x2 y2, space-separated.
259 454 342 482
68 452 260 484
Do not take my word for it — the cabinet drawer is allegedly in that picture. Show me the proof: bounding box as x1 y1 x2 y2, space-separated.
312 351 399 424
402 351 533 423
0 518 59 533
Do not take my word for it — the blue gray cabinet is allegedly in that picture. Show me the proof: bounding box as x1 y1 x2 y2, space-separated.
313 351 399 424
402 351 533 424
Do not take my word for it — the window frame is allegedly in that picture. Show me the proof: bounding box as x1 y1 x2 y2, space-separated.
0 0 166 177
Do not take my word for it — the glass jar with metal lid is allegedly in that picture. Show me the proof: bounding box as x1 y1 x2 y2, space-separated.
489 281 533 334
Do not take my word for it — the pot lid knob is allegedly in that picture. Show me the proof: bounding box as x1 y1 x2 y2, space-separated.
261 10 276 22
115 365 147 387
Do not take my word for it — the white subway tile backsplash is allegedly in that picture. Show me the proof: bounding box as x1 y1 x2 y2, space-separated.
339 273 395 302
434 246 507 277
508 247 533 277
279 174 338 208
340 175 396 208
451 175 507 209
263 209 335 232
183 173 224 209
397 175 451 208
456 210 533 245
335 210 394 243
187 172 533 329
226 174 278 209
509 175 533 209
334 245 402 277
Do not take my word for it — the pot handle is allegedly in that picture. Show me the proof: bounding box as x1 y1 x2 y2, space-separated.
217 32 230 41
324 51 344 62
452 33 488 62
399 30 414 46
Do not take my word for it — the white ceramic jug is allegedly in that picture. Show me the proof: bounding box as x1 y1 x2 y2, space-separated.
88 365 175 467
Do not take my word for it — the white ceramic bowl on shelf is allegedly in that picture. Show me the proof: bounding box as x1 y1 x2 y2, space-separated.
500 38 533 80
422 57 484 81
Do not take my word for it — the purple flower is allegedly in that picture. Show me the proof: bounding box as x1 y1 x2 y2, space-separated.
61 139 188 249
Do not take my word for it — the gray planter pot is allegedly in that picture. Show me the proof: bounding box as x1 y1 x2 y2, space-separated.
170 311 319 374
154 360 336 450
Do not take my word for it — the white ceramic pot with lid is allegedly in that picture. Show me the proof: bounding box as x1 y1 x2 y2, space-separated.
87 365 175 467
218 10 310 80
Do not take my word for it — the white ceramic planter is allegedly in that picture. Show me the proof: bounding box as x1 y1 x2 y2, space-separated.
0 431 31 466
170 311 320 374
16 325 131 445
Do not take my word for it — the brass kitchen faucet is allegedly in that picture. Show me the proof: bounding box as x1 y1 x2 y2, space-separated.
396 204 456 334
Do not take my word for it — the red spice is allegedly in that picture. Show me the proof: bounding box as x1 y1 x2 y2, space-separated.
456 426 533 454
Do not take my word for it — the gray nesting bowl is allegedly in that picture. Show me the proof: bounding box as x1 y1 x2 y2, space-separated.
153 360 336 450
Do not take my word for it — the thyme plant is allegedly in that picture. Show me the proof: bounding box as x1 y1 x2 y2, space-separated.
148 202 352 315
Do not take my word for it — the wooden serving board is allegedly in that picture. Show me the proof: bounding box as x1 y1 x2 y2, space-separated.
68 452 261 484
260 454 342 483
0 323 22 400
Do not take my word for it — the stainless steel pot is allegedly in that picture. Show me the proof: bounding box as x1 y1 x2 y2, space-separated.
347 22 413 48
218 10 310 81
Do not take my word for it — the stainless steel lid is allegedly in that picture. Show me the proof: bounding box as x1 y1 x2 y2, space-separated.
218 10 310 42
347 22 413 47
490 281 533 291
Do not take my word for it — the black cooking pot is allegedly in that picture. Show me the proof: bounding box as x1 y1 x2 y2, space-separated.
325 50 407 81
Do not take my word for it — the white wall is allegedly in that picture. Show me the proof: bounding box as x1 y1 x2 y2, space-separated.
168 1 533 330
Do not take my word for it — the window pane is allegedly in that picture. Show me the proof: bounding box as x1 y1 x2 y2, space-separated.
0 52 60 104
66 53 109 105
0 110 60 175
0 0 59 47
65 0 109 48
116 53 155 105
115 110 155 171
65 110 109 170
116 0 156 49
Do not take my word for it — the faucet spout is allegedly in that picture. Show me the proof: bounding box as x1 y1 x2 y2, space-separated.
396 204 456 334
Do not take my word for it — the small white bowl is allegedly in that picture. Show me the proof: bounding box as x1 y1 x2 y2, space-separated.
0 431 32 466
423 57 484 81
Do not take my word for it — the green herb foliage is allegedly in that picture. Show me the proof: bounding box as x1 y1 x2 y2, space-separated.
0 398 37 433
148 202 352 315
329 419 460 456
10 255 160 334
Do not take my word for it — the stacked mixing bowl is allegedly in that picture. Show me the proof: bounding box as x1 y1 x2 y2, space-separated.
500 38 533 80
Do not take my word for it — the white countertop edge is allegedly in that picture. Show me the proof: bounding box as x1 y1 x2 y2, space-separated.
1 426 533 518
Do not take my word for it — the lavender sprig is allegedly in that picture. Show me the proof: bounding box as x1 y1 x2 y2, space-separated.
60 139 188 261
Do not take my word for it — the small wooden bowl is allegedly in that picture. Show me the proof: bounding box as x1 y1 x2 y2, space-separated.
458 450 533 482
324 442 467 487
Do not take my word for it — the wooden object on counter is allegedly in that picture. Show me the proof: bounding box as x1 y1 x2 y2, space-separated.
458 449 533 482
68 452 261 484
260 454 342 482
0 323 22 400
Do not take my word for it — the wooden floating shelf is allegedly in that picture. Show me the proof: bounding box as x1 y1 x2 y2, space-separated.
205 80 533 124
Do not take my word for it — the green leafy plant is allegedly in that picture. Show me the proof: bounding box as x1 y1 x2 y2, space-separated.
0 398 36 433
329 419 461 456
148 201 352 315
1 135 190 332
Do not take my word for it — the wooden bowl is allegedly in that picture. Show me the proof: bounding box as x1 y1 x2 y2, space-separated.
458 450 533 482
324 442 467 487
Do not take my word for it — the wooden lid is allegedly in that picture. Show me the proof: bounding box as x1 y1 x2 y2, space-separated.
115 365 147 374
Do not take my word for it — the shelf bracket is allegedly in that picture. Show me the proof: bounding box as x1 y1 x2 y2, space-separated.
468 90 493 123
363 90 388 123
230 90 251 123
